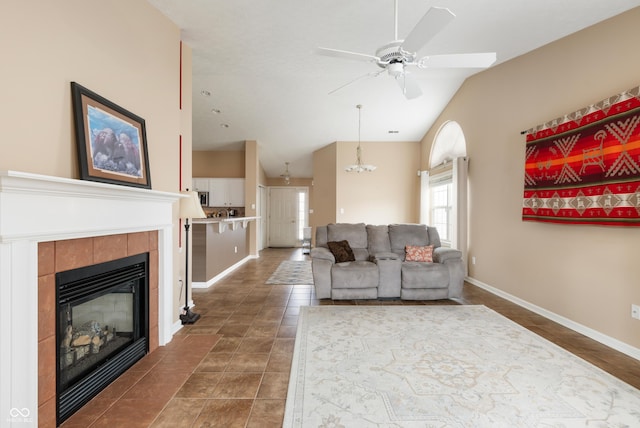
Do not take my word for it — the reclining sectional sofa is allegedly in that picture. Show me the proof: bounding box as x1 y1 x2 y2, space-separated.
310 223 464 300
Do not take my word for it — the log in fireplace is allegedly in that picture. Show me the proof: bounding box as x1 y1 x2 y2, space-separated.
56 252 149 424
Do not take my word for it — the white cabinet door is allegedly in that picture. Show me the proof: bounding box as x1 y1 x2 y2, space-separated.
208 178 227 206
228 178 245 206
209 178 245 207
192 178 209 192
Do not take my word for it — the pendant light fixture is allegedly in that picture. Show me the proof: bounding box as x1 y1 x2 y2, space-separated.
345 104 376 173
280 161 291 185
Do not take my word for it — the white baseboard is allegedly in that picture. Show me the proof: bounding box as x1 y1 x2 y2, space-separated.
192 255 254 289
171 319 183 336
465 276 640 362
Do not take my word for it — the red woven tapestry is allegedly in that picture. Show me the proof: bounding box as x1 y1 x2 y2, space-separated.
522 86 640 226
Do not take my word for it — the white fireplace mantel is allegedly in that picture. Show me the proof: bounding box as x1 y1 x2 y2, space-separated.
0 170 182 425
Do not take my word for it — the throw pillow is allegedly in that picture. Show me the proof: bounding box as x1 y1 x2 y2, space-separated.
405 245 433 262
327 240 355 263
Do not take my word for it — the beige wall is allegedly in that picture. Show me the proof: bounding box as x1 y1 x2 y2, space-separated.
336 141 420 224
264 177 313 187
421 7 640 349
258 161 268 186
309 140 420 242
245 141 259 256
0 1 188 323
193 150 245 177
311 143 338 230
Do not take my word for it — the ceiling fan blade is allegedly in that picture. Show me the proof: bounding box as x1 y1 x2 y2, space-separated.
401 7 455 54
316 47 379 63
328 70 385 95
418 52 497 68
396 72 422 100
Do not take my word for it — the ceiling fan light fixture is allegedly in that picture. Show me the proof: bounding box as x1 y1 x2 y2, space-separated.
345 105 377 173
387 62 404 77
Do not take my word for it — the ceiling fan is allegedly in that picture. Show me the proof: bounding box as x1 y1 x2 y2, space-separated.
317 0 496 99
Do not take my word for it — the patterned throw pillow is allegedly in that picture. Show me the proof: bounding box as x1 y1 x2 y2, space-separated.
405 245 433 262
327 240 355 263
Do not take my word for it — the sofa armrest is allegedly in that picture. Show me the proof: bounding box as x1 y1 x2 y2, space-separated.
373 255 401 298
433 247 462 263
311 247 334 299
311 247 335 263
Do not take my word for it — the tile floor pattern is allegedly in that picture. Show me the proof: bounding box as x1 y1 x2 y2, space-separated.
62 248 640 427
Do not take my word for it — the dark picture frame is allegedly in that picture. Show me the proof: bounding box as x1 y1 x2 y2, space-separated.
71 82 151 189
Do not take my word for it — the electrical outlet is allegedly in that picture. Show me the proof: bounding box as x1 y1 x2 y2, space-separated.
234 246 238 254
632 304 640 320
472 256 476 265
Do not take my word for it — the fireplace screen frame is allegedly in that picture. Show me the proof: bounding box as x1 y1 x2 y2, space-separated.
55 252 149 424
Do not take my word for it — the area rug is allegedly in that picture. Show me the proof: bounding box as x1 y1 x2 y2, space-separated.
265 260 313 285
284 305 640 427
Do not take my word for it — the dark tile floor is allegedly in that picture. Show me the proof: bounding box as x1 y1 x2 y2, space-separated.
62 247 640 427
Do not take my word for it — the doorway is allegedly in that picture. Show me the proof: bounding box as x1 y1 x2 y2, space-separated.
268 187 308 247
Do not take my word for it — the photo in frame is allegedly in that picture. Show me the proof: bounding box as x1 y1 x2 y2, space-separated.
71 82 151 189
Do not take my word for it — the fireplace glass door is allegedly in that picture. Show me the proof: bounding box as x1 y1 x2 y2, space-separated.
56 253 148 424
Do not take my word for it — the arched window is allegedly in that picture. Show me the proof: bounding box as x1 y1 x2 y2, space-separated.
430 121 466 168
420 121 469 273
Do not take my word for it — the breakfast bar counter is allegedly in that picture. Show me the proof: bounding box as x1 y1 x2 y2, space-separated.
191 216 259 287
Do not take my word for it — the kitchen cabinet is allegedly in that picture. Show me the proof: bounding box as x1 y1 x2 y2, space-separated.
192 178 209 192
208 178 245 207
226 178 245 206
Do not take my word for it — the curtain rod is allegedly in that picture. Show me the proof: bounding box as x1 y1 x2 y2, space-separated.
519 85 639 138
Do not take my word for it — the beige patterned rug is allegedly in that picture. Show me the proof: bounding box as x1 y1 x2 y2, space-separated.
265 260 313 285
284 305 640 427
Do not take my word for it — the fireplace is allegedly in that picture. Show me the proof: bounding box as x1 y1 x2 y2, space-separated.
56 253 149 424
0 171 182 427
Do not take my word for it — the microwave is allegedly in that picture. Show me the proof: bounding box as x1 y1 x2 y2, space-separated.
197 191 209 206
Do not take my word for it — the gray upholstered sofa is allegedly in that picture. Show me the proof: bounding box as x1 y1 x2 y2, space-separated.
311 223 465 300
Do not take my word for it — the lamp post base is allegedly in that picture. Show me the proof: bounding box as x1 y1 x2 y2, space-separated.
180 308 201 325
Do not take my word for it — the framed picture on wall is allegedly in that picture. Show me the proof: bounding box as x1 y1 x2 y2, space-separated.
71 82 152 189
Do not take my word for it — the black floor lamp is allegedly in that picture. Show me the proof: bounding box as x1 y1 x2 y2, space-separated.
179 190 207 325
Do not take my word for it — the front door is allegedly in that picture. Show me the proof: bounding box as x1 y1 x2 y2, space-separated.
268 187 298 247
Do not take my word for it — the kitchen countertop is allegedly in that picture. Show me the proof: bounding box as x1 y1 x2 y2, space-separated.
192 216 260 224
192 216 260 233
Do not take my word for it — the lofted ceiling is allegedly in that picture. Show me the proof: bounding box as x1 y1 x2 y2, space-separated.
148 0 640 179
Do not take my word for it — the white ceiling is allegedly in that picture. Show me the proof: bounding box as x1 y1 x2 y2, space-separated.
148 0 640 178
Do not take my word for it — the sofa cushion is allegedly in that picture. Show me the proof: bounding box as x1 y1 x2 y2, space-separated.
352 248 370 262
366 224 391 255
401 262 449 289
331 261 379 288
426 226 442 249
389 224 430 256
315 225 328 248
405 245 433 262
327 240 355 263
327 223 367 249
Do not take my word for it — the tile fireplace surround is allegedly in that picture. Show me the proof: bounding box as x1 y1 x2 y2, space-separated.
0 171 182 426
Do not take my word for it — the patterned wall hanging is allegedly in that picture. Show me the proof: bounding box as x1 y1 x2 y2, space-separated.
522 85 640 226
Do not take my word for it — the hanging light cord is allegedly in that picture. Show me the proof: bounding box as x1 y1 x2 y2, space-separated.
357 104 362 165
345 103 376 172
